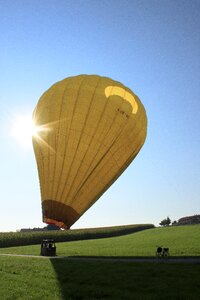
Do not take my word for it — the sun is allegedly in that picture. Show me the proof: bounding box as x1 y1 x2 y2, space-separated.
11 114 39 149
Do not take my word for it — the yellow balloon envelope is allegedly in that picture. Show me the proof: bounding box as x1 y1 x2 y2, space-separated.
32 75 147 229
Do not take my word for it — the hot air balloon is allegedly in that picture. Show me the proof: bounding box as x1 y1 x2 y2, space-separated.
32 75 147 229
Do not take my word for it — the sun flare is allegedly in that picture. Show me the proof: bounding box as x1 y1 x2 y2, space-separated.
11 114 39 148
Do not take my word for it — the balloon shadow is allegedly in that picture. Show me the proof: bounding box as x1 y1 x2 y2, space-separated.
50 256 119 299
50 255 152 299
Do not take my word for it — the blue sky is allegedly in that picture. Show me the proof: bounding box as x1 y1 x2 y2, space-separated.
0 0 199 231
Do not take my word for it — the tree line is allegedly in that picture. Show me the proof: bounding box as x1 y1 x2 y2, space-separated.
159 214 200 226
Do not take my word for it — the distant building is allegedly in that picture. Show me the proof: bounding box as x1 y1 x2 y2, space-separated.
178 214 200 225
19 224 60 232
20 227 46 232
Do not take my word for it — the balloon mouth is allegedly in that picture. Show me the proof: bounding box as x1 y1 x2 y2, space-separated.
44 217 68 229
42 200 80 229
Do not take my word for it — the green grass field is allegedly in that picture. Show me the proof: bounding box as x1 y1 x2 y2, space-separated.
1 224 199 257
0 224 200 299
0 256 200 300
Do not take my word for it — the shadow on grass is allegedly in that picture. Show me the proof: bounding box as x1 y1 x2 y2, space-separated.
50 257 133 299
50 256 200 300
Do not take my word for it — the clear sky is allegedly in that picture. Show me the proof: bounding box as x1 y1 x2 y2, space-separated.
0 0 199 232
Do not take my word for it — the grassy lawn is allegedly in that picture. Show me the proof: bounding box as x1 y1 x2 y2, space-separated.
0 225 200 299
1 224 199 257
0 256 200 300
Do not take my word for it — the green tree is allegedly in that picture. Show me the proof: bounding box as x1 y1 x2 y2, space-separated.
172 220 177 226
159 216 171 227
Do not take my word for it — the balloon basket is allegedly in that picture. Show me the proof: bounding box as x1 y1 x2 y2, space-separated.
40 239 56 256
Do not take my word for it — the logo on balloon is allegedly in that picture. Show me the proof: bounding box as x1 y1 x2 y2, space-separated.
105 86 138 114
